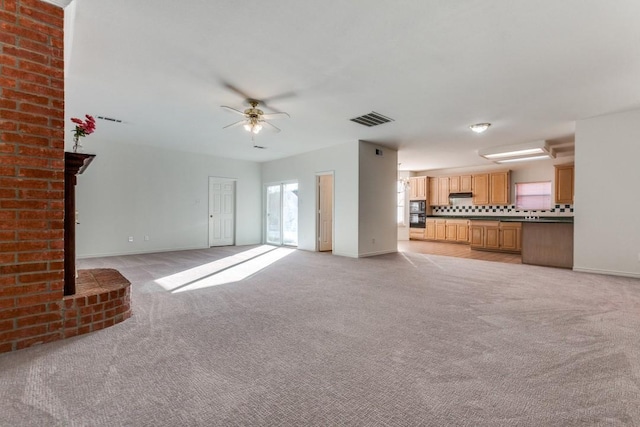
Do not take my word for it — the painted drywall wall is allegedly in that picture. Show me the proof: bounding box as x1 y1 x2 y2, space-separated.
574 108 640 278
261 142 359 257
358 142 398 256
75 140 262 257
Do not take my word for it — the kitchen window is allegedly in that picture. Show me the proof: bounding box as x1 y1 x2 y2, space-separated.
515 181 552 210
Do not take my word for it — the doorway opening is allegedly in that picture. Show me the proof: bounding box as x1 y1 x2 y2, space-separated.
317 173 334 252
208 178 235 247
265 182 298 246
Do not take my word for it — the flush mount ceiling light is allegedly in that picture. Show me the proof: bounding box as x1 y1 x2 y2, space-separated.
478 140 556 164
469 123 491 133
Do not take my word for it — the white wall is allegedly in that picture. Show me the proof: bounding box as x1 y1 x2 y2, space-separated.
75 140 262 257
358 141 398 256
261 142 360 257
574 108 640 278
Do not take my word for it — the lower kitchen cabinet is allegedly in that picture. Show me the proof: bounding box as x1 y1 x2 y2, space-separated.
409 228 425 240
425 219 436 240
499 222 522 251
470 220 520 253
435 219 447 240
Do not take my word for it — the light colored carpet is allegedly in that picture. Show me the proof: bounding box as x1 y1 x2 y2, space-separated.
1 245 639 426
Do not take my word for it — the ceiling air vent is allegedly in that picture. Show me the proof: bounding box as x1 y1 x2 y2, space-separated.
350 111 394 127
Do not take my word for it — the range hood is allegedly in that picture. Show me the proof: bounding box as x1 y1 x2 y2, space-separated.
449 192 473 199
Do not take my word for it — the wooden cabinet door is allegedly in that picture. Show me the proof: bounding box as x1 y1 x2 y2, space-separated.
500 227 519 251
555 164 574 204
456 224 469 242
425 220 436 240
489 171 510 205
410 228 425 240
460 175 472 192
485 226 500 249
438 177 450 206
428 177 438 206
445 223 457 241
470 226 484 247
449 176 460 193
435 220 447 240
472 174 489 205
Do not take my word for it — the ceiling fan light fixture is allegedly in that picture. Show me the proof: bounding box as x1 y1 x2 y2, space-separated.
470 123 491 133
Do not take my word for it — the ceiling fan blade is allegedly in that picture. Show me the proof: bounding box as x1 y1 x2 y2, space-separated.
221 81 254 101
261 112 290 119
222 119 246 129
262 121 282 133
221 105 247 116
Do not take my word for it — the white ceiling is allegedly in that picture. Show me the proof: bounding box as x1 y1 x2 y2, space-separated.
65 0 640 171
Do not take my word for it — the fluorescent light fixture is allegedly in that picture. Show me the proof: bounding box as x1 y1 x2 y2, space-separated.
470 123 491 133
495 155 551 164
478 140 555 164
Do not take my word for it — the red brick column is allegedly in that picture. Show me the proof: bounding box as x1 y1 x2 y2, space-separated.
0 0 66 352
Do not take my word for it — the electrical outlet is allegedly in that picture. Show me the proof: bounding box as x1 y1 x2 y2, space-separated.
128 236 134 242
144 235 150 241
372 238 375 244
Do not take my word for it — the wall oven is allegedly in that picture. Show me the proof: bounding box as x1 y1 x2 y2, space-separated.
409 200 426 214
410 213 426 228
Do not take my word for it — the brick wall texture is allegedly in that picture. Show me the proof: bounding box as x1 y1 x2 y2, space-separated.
0 0 66 352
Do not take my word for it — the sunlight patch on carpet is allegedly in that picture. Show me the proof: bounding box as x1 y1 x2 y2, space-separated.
154 245 295 293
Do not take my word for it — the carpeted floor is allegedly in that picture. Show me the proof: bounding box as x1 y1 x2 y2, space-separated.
1 245 639 426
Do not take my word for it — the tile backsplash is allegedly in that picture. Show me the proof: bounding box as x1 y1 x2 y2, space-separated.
431 203 574 217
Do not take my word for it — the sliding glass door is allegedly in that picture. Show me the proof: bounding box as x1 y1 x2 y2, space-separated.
265 182 298 247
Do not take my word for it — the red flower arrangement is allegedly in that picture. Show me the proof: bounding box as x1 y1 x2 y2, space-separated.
71 115 96 152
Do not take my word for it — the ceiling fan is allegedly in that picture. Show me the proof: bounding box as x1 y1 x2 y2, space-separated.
221 99 290 134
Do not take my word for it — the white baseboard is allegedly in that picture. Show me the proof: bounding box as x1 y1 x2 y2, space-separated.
358 249 398 258
573 266 640 279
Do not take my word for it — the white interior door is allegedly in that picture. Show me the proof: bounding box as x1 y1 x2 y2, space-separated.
209 178 235 247
318 174 333 252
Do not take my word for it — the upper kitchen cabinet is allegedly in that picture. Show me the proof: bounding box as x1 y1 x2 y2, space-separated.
489 171 510 205
449 175 472 193
408 176 427 200
459 175 472 192
428 177 438 206
438 177 450 206
554 164 574 204
472 174 489 205
472 171 510 205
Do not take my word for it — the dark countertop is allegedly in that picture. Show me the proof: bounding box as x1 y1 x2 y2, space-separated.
426 215 574 224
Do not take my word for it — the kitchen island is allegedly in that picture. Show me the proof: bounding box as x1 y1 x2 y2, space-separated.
521 221 574 269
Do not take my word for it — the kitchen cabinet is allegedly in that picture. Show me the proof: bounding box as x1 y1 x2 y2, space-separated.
438 177 450 206
442 219 469 243
456 222 469 242
470 220 521 253
435 219 447 240
522 222 573 268
489 171 510 205
428 177 438 206
409 176 427 200
554 164 574 204
499 222 522 251
409 228 425 240
425 219 436 240
472 174 489 205
449 176 460 193
472 171 510 205
460 175 472 192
